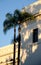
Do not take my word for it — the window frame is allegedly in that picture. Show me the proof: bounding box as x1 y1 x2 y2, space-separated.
33 28 38 43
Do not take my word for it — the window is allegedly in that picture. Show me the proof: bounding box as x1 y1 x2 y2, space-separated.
33 28 38 43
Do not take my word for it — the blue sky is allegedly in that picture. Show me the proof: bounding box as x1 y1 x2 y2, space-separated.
0 0 36 47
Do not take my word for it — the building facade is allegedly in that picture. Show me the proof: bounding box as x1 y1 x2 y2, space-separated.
21 0 41 65
0 44 13 65
0 43 22 65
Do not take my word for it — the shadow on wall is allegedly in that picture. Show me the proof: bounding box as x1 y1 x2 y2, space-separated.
21 28 41 65
21 20 41 65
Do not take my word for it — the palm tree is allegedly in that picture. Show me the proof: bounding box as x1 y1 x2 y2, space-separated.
14 9 33 65
3 13 18 65
3 9 34 65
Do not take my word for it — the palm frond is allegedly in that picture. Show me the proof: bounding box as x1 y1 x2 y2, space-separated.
3 19 14 33
6 13 12 20
14 9 33 24
3 16 18 33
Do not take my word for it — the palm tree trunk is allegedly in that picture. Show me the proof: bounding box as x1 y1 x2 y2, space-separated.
13 26 16 65
18 24 21 65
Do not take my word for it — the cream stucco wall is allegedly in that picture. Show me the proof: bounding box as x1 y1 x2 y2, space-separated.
21 1 41 65
0 43 22 65
0 44 13 65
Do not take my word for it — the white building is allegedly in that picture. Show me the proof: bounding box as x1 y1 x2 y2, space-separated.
0 0 41 65
21 0 41 65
